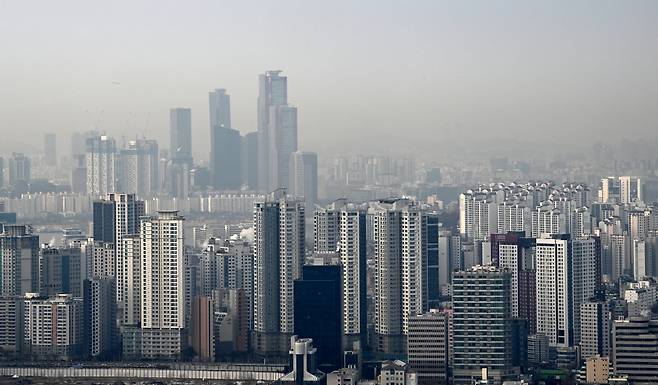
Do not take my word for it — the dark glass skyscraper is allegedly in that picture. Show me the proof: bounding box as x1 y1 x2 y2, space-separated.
294 264 342 373
241 132 258 190
170 107 192 163
452 265 517 384
427 213 440 308
257 71 288 191
210 126 241 190
209 88 241 190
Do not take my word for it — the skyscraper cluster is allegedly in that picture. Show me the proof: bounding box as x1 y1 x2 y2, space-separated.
2 168 658 385
60 71 318 207
2 74 658 385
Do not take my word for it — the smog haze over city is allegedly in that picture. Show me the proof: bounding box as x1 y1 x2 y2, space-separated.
3 2 658 385
2 0 658 159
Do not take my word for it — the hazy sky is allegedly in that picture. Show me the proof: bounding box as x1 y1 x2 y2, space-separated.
1 0 657 161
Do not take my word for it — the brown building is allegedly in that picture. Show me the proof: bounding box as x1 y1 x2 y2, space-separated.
519 269 536 335
191 296 214 361
585 355 609 384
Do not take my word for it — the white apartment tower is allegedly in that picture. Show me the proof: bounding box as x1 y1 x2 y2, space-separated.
535 235 572 347
85 135 117 196
371 198 428 355
93 193 145 305
23 293 83 360
122 235 141 326
313 200 368 349
140 210 185 330
122 210 186 359
253 191 305 355
535 235 600 347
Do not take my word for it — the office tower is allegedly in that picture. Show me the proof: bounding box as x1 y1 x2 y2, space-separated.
268 105 298 191
371 198 428 355
83 277 117 358
22 293 83 360
314 200 368 350
119 138 159 196
241 132 258 190
407 310 449 385
8 152 31 186
613 317 658 383
253 191 305 355
0 156 4 190
92 193 145 305
138 210 186 358
490 232 534 318
210 125 241 190
170 108 192 163
44 133 57 165
0 225 40 297
294 264 342 373
518 269 537 335
580 292 611 360
290 151 318 208
280 337 325 385
191 296 215 361
426 214 440 308
40 246 82 297
527 334 550 367
452 265 516 385
190 166 210 188
510 318 528 369
209 89 240 190
209 88 232 129
257 70 288 191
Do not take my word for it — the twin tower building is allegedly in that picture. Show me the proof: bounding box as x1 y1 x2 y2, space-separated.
208 71 317 204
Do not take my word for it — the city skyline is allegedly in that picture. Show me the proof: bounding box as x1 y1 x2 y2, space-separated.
3 2 658 384
2 1 658 158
